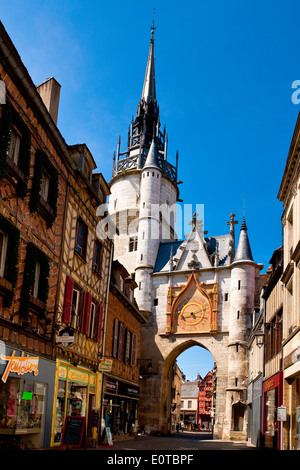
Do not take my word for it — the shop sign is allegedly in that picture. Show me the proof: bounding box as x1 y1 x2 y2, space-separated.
57 329 75 347
105 379 118 394
0 350 39 383
277 406 287 422
68 368 89 385
99 358 113 372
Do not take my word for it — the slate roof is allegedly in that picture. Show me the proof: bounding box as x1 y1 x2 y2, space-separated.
153 234 231 272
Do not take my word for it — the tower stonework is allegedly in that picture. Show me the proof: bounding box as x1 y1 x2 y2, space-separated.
108 30 263 439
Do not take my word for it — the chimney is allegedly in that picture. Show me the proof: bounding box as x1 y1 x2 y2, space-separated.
37 77 61 125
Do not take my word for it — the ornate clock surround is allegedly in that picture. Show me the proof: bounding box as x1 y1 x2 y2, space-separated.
165 272 218 335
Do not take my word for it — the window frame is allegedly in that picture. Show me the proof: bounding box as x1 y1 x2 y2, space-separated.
75 217 88 260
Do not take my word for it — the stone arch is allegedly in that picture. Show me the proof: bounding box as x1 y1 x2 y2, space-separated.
162 338 215 378
137 333 231 439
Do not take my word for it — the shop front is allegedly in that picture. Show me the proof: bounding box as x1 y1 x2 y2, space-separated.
101 374 139 439
51 359 101 447
0 343 56 449
263 371 283 450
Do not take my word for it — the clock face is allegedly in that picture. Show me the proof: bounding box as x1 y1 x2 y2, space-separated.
179 302 205 326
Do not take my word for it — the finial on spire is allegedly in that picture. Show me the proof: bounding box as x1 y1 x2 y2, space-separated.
151 8 156 39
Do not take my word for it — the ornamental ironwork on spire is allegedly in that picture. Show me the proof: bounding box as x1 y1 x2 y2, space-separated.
112 24 178 183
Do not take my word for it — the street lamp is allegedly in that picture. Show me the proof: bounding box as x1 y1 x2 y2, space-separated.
255 330 265 348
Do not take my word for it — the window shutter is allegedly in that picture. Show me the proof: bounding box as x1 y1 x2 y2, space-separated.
124 329 131 364
62 276 74 324
117 323 124 361
81 291 92 335
131 333 137 366
112 318 119 358
97 303 104 342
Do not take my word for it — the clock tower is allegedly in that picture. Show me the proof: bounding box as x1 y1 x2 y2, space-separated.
107 26 263 441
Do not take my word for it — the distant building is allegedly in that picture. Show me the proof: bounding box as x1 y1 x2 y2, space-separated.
171 363 185 431
198 371 213 430
180 380 199 429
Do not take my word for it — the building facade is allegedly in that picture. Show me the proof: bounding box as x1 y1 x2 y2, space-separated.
0 21 71 449
180 381 199 430
101 260 147 439
107 28 264 440
50 143 112 447
278 111 300 451
198 371 213 430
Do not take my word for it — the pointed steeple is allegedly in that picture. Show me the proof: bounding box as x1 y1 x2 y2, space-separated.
143 138 160 170
234 218 253 262
141 25 156 103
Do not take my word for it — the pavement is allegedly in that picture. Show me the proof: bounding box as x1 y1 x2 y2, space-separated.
97 431 259 451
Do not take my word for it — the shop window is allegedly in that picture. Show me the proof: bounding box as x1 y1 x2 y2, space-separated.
76 217 88 260
53 379 67 444
92 240 103 275
0 378 47 449
29 149 59 228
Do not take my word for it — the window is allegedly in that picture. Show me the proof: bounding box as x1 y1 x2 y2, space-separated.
129 236 138 252
0 229 8 278
7 127 21 165
0 103 31 199
71 288 81 329
88 302 96 338
19 243 49 320
76 218 88 259
30 149 59 227
40 170 50 203
32 261 41 299
93 240 103 275
0 216 20 307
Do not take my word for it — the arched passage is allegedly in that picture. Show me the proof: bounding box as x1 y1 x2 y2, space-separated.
161 340 215 434
138 334 232 440
168 342 215 432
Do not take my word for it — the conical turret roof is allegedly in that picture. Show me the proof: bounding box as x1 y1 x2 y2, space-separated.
143 139 160 170
234 218 253 262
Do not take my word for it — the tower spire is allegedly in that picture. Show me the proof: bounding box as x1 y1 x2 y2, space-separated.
141 12 156 103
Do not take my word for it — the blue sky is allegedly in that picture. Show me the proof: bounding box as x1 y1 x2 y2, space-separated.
1 1 300 380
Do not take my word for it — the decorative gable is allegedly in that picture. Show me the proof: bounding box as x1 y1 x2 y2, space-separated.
165 273 218 335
